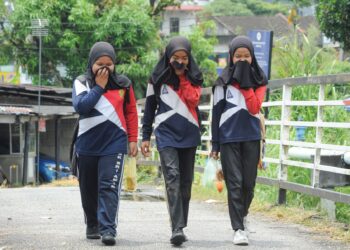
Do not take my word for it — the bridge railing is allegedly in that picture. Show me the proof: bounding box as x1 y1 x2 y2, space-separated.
136 73 350 205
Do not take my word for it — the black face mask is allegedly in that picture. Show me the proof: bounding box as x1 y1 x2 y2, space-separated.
171 60 186 70
231 60 258 89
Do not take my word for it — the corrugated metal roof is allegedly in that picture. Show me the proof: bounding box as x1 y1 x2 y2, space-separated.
31 105 75 116
0 83 72 105
0 105 75 116
0 106 33 115
0 83 71 95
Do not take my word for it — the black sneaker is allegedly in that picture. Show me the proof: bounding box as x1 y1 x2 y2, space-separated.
170 229 186 246
102 232 116 246
184 234 188 242
86 226 100 239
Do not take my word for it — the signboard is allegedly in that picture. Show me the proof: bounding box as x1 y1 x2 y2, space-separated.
247 30 273 79
38 118 46 132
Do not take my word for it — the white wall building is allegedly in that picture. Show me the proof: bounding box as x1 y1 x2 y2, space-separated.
161 5 203 36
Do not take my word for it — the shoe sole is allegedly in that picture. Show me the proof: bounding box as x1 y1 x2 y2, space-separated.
102 238 116 246
234 240 249 246
171 235 185 246
86 234 101 240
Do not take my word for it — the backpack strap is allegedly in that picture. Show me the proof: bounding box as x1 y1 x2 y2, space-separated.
223 85 227 102
70 76 87 161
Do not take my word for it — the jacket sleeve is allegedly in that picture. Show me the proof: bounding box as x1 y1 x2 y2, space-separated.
142 83 157 141
239 85 267 115
211 85 226 152
125 86 138 142
180 81 201 108
72 79 104 115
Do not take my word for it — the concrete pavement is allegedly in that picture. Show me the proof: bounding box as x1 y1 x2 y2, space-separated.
0 186 348 249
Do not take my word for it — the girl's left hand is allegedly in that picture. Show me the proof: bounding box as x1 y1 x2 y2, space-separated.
128 142 138 157
210 151 220 160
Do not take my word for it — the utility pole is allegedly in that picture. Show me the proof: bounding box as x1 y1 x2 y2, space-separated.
30 19 48 185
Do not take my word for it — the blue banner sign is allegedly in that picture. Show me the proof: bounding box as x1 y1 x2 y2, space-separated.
247 30 273 79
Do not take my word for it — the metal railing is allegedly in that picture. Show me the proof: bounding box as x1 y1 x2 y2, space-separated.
136 73 350 205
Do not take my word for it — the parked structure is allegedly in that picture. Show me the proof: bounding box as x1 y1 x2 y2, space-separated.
0 83 76 186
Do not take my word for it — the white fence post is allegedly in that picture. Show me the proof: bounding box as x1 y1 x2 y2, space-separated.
278 84 292 204
312 84 324 188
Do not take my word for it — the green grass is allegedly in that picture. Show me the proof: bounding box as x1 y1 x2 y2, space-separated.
136 165 159 184
334 186 350 224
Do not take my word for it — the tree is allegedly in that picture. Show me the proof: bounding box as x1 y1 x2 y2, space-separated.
201 0 289 17
201 0 254 17
316 0 350 51
0 1 12 65
245 0 289 15
0 0 218 96
0 0 161 97
187 21 218 87
276 0 314 7
149 0 179 17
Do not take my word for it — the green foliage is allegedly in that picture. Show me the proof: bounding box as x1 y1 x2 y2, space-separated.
281 0 314 8
0 1 12 64
246 0 289 15
272 25 350 79
136 165 158 184
334 186 350 224
256 26 350 212
0 0 161 93
316 0 350 50
149 0 179 17
201 0 289 17
201 0 254 17
254 184 278 203
187 21 218 87
0 0 217 95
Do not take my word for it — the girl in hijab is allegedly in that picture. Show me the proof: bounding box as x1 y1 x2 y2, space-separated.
72 41 138 246
141 36 203 246
211 36 268 245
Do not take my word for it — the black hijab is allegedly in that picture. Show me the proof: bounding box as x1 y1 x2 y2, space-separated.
150 36 203 93
216 36 267 89
85 41 131 90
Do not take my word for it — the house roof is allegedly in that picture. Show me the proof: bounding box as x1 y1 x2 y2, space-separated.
0 106 33 115
0 83 72 105
0 83 71 96
212 14 318 37
0 105 75 117
0 84 75 117
31 105 75 116
165 5 204 11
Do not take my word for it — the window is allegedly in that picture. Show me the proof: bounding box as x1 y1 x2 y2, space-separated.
170 17 179 34
0 123 22 155
0 124 10 154
11 123 20 154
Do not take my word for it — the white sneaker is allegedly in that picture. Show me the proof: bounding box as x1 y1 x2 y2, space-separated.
233 229 249 245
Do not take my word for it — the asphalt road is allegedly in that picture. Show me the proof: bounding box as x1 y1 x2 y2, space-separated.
0 186 349 250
